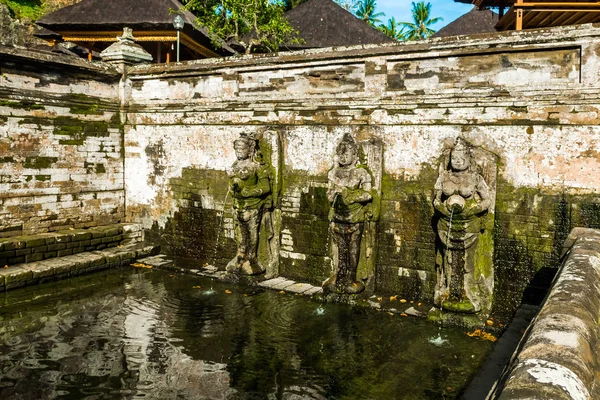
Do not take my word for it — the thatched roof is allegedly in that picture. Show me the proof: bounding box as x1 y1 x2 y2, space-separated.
433 7 499 37
36 0 234 56
283 0 394 49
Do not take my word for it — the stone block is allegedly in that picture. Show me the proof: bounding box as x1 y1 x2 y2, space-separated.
25 236 48 248
57 249 73 257
47 243 66 251
92 230 106 239
26 253 44 263
284 282 314 294
8 256 25 264
33 246 49 253
15 248 32 256
44 251 57 259
0 266 33 289
72 231 93 242
90 238 103 246
22 261 56 279
0 250 15 261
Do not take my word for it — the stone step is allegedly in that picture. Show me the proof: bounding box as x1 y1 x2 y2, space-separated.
0 223 143 267
0 242 159 292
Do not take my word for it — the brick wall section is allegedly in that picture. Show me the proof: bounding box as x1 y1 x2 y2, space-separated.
0 47 124 237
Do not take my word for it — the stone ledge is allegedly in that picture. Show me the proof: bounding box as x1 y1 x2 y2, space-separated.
0 223 142 268
0 242 158 292
493 227 600 400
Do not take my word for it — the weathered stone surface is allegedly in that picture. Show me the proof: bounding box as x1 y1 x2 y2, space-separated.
119 25 600 320
493 228 600 399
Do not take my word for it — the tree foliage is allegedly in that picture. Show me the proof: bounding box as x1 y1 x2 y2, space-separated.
282 0 307 11
398 1 442 40
355 0 384 27
378 17 401 41
183 0 301 54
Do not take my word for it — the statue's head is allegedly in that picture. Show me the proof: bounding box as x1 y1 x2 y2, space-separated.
336 133 358 167
233 133 256 161
450 138 470 172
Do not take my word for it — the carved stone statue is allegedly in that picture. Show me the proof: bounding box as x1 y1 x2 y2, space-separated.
225 133 272 275
433 138 496 314
324 133 376 294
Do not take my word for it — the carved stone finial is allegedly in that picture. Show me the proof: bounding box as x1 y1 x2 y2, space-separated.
117 27 135 43
100 26 153 65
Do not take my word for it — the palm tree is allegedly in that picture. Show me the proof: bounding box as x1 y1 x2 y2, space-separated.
398 1 442 40
355 0 385 27
379 17 402 40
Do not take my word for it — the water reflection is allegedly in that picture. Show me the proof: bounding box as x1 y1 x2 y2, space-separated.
0 269 493 399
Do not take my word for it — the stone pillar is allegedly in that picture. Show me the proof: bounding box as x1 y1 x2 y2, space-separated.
100 27 153 72
100 28 152 130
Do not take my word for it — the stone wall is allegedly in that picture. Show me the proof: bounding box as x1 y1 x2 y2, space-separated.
125 25 600 316
493 228 600 399
0 46 124 237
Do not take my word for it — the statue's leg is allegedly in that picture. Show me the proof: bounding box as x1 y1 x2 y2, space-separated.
225 212 244 272
323 223 342 292
345 222 365 294
240 208 264 275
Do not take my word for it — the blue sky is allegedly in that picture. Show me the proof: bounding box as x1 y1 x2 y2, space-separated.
376 0 474 31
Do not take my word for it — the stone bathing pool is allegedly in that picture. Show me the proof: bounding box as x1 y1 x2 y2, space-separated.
0 267 495 399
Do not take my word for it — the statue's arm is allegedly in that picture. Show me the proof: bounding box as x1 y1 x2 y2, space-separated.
433 176 451 217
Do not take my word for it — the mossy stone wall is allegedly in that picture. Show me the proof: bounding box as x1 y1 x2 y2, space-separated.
0 47 124 237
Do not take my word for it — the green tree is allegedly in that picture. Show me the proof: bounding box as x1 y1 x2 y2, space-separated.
184 0 301 54
398 1 442 40
355 0 385 27
378 17 401 40
282 0 307 11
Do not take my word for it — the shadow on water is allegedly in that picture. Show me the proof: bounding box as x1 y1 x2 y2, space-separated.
0 269 494 399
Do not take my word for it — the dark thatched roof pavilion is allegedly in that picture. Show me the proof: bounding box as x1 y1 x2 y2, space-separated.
36 0 234 62
283 0 395 50
433 7 499 37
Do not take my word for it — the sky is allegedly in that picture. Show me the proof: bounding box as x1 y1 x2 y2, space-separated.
376 0 475 31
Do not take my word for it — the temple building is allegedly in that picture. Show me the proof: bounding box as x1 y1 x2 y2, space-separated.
455 0 600 31
35 0 234 62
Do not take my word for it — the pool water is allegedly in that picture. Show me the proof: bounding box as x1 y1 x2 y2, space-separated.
0 268 493 399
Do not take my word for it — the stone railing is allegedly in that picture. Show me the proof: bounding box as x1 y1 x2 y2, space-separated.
492 228 600 399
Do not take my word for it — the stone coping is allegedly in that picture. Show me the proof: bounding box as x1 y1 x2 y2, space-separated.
0 224 141 267
0 242 158 292
492 227 600 400
129 23 600 78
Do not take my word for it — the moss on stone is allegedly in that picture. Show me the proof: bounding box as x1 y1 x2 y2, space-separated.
0 100 45 110
23 157 58 169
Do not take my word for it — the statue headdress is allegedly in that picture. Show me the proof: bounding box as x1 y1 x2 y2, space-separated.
233 132 257 154
336 132 358 155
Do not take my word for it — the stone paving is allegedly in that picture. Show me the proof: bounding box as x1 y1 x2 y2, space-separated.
0 242 158 292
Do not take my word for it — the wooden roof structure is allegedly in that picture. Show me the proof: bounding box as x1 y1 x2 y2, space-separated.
36 0 234 62
433 8 499 37
455 0 600 31
283 0 394 49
